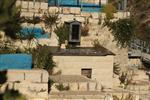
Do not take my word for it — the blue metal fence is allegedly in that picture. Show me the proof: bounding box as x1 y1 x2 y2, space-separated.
48 0 101 12
48 0 100 7
21 27 49 39
0 54 32 70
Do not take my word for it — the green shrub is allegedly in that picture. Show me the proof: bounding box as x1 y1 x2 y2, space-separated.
102 4 117 20
113 93 136 100
66 44 77 49
92 39 101 50
55 84 70 91
113 63 121 75
54 24 69 47
44 13 59 32
3 89 26 100
81 24 89 36
98 14 102 25
31 45 55 74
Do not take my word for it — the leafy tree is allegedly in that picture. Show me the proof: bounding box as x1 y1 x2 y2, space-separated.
54 24 69 47
102 3 117 20
129 0 150 41
104 18 135 47
104 0 150 48
31 45 55 74
0 0 21 39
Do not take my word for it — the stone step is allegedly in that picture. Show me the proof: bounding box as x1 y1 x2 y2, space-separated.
49 95 105 100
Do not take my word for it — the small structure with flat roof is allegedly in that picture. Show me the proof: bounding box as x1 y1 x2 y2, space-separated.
51 46 115 90
65 19 81 45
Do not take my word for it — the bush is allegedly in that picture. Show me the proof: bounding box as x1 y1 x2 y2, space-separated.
54 24 69 47
3 89 26 100
66 44 77 49
92 39 102 50
81 24 89 36
31 45 55 74
113 94 136 100
113 63 121 75
102 4 117 20
103 18 135 48
55 84 70 91
98 14 102 25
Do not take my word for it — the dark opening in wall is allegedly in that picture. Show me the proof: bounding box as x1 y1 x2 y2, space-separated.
72 24 80 40
81 68 92 78
65 20 81 45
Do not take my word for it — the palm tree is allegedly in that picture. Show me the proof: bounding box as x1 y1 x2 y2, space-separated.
24 16 41 48
43 12 59 37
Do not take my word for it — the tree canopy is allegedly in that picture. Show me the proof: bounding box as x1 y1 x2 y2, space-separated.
129 0 150 41
105 0 150 47
0 0 21 39
104 18 135 47
54 24 69 47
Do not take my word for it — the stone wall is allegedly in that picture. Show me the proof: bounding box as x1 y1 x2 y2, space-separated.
16 0 130 75
128 58 142 68
0 70 49 99
53 55 114 89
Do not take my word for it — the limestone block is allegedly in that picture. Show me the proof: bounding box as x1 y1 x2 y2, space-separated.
95 0 100 4
69 83 78 91
79 82 87 91
62 7 71 14
89 18 98 24
81 12 91 17
70 7 81 15
61 15 75 22
21 12 34 17
34 2 40 9
101 0 107 5
41 71 49 83
40 3 48 10
92 13 99 19
21 9 28 12
89 82 97 91
29 9 35 13
74 17 85 22
14 82 48 97
22 1 28 9
7 72 24 82
48 7 59 13
29 2 34 9
16 1 21 7
25 72 41 83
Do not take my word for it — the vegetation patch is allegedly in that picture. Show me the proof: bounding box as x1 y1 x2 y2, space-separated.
55 84 70 91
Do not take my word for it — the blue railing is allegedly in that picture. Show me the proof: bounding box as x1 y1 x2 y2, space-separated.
0 54 32 70
21 27 49 39
48 0 100 7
